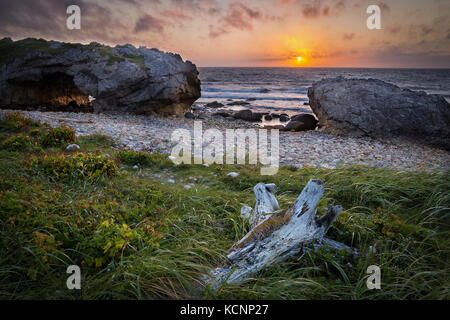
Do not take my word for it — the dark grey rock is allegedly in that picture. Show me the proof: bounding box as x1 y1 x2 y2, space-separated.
205 101 224 108
262 124 284 130
282 114 318 132
184 112 195 119
227 101 251 106
0 38 201 116
279 114 290 122
308 77 450 147
233 109 264 122
212 111 233 118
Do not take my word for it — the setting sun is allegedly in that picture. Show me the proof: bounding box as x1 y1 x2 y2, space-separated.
297 57 302 61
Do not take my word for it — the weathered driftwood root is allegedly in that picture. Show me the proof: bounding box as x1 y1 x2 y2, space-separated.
208 179 348 287
241 183 280 227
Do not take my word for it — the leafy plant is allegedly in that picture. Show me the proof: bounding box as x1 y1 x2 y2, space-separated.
117 150 174 169
0 112 41 132
30 152 118 180
40 125 75 147
0 134 32 151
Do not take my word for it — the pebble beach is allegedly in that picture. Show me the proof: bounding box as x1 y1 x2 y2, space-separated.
2 108 449 171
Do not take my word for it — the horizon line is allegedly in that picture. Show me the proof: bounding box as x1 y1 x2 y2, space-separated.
197 66 450 70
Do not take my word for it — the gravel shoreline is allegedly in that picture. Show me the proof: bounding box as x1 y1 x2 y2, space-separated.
2 109 449 171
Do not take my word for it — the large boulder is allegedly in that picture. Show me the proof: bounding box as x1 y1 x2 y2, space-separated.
0 38 201 116
308 77 450 146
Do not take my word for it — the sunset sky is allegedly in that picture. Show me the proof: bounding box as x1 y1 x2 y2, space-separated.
1 0 449 67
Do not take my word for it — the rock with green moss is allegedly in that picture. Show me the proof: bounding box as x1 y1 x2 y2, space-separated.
0 38 201 116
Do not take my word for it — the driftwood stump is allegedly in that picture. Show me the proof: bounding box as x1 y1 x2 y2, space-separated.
207 179 349 287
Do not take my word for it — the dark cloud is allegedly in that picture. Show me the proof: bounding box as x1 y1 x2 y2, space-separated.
300 0 346 19
302 3 321 18
223 2 263 30
208 7 220 15
343 33 355 40
164 0 221 23
134 14 166 33
0 0 135 44
377 1 390 13
241 4 262 19
208 1 267 38
208 25 229 38
223 6 252 30
161 10 191 21
116 0 140 5
334 0 345 12
0 0 77 35
408 23 436 39
169 0 213 13
420 25 433 36
388 25 402 35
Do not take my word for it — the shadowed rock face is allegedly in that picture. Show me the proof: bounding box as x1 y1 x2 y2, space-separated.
282 114 318 132
0 38 201 115
308 77 450 147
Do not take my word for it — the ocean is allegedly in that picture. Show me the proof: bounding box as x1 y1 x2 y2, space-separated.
197 67 450 123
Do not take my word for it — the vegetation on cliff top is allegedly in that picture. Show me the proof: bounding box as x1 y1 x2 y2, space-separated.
0 113 448 299
0 38 146 68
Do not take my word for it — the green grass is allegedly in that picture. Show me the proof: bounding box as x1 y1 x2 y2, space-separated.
0 114 448 300
0 38 81 64
93 46 126 65
92 45 147 68
122 54 148 70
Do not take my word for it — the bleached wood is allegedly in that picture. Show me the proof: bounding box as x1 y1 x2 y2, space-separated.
250 183 280 227
207 179 344 286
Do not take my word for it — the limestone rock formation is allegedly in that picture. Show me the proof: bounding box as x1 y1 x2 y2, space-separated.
308 77 450 147
0 38 201 116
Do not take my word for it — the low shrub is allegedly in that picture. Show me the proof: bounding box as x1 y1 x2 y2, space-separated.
118 151 175 169
41 125 75 147
87 218 164 266
29 128 43 137
77 134 114 149
118 150 153 166
30 152 118 180
0 134 32 151
0 112 41 131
